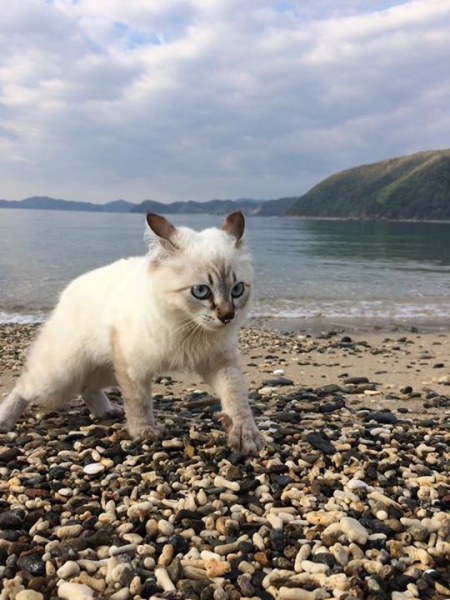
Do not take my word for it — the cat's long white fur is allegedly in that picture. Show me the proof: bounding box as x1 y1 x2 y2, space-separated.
0 213 264 455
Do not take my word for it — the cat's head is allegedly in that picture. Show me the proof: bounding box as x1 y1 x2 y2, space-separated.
145 212 253 331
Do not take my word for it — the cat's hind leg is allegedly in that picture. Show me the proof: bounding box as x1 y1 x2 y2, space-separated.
0 389 29 433
0 376 78 432
81 387 124 421
0 355 86 432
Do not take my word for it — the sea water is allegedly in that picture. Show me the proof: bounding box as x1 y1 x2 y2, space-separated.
1 208 450 326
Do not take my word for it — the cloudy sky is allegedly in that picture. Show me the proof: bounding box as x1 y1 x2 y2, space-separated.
1 0 449 204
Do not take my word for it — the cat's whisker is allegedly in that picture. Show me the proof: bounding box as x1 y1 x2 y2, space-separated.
162 315 202 345
167 317 196 339
187 322 204 348
175 322 199 354
180 321 208 356
191 322 205 351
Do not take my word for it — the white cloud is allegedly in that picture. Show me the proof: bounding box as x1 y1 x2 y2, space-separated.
0 0 449 202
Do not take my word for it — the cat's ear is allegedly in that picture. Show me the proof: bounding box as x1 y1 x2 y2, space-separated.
222 211 245 245
146 213 178 253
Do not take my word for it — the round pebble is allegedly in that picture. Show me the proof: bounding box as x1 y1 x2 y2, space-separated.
83 463 105 475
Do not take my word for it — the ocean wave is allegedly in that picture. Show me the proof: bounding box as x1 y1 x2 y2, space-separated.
251 301 450 320
1 302 449 325
0 311 47 325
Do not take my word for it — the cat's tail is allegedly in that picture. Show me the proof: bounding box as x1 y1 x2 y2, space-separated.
0 388 28 433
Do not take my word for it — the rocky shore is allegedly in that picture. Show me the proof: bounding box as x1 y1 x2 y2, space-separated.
0 322 450 600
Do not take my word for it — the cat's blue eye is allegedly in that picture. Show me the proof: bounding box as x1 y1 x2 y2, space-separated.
191 285 211 300
231 282 245 298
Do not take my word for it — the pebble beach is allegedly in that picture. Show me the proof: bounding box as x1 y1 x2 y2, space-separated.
1 321 450 600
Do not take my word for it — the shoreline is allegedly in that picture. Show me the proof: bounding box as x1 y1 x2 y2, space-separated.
254 315 450 335
2 205 450 224
2 312 450 334
285 215 450 224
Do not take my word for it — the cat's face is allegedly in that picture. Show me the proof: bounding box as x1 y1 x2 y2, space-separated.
146 212 253 331
175 255 252 331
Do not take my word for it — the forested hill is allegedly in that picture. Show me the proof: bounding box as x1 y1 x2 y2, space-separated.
288 149 450 220
2 149 450 220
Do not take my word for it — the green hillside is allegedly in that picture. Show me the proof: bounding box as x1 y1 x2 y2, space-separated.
288 149 450 220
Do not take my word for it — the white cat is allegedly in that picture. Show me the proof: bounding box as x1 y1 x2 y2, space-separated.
0 212 264 455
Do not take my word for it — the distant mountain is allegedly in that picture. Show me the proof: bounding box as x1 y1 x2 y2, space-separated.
131 198 276 215
288 149 450 220
0 195 292 216
100 199 136 213
0 196 136 213
4 151 450 220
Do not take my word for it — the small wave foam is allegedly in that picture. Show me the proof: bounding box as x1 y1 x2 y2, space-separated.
251 301 450 320
0 311 47 325
2 302 449 326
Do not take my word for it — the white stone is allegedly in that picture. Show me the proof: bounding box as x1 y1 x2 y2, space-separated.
252 532 265 551
184 494 197 512
58 582 94 600
275 587 326 600
370 427 389 436
77 560 100 574
126 501 153 519
391 593 410 600
200 550 222 561
123 533 143 545
278 512 296 523
161 439 184 449
57 560 81 579
155 567 176 592
82 463 105 475
109 544 137 556
258 386 277 396
267 513 283 530
301 559 330 574
340 517 369 545
294 545 311 573
1 575 24 599
197 489 208 505
98 512 116 525
16 592 44 600
105 556 120 584
56 525 83 538
158 520 175 536
347 479 372 491
214 475 240 492
331 543 350 567
376 510 389 521
29 519 50 536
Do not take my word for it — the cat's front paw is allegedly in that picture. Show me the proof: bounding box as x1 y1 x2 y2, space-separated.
219 413 264 455
100 405 124 421
129 424 164 443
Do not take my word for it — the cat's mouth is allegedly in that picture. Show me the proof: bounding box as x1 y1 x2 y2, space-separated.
197 315 234 331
